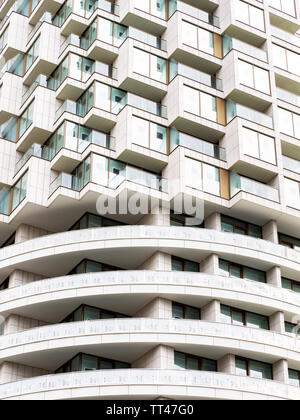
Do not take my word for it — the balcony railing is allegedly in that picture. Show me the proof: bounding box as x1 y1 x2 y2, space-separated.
226 100 274 129
127 27 167 51
50 165 167 196
170 129 226 161
169 60 222 90
271 26 300 48
21 75 47 105
223 36 267 62
230 172 279 202
283 156 300 174
277 87 300 107
169 0 219 27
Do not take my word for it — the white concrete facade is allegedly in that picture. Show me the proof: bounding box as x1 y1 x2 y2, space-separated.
0 0 299 400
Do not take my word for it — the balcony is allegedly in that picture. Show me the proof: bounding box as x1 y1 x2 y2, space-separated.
48 53 117 101
50 160 167 197
271 26 300 48
230 172 279 203
277 87 300 108
167 13 222 74
283 156 300 175
29 0 64 26
226 101 274 129
120 0 167 36
223 36 267 62
170 128 226 161
53 0 119 36
169 60 223 90
169 0 219 27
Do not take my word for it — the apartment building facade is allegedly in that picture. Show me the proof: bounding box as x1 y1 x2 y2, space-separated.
0 0 299 400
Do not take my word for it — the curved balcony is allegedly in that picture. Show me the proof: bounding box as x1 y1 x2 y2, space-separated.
0 271 300 322
0 369 300 400
0 319 300 371
0 227 298 279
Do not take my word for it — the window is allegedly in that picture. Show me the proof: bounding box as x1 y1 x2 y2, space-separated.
221 215 262 238
238 61 270 94
219 259 266 283
235 0 265 31
0 278 9 290
56 353 131 373
69 259 121 274
134 0 166 19
289 369 300 387
282 278 300 293
11 171 28 213
133 48 167 83
184 86 217 122
278 233 300 252
185 158 220 196
62 304 129 323
71 156 91 191
18 101 34 139
221 305 269 330
236 357 272 379
278 108 300 139
273 44 300 77
268 0 295 16
174 351 217 372
285 322 300 335
24 37 40 74
182 21 214 55
170 211 204 227
131 116 167 153
285 178 300 210
172 257 199 272
0 233 15 248
172 302 200 320
242 127 276 164
70 213 125 230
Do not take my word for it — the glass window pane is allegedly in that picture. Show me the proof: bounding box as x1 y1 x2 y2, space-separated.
236 358 248 376
186 306 200 320
249 360 272 379
172 303 184 319
83 306 100 320
81 354 98 371
174 351 186 369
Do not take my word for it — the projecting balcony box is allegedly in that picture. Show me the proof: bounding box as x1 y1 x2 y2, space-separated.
0 13 28 62
117 38 168 102
229 171 282 221
29 0 64 25
119 0 167 36
167 76 226 141
48 153 168 218
81 17 121 64
166 12 222 74
223 117 278 184
222 49 272 112
16 86 56 153
0 72 23 124
114 106 168 172
164 146 230 209
49 52 118 101
22 23 60 86
268 3 300 34
218 0 267 47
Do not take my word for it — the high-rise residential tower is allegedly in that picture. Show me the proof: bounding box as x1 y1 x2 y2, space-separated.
0 0 299 400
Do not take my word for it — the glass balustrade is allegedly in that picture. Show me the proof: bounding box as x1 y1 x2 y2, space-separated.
50 154 167 196
283 156 300 174
169 60 222 90
271 26 300 48
72 82 167 119
230 172 279 202
226 100 273 129
52 0 119 27
223 36 267 62
170 128 226 160
277 87 300 107
168 0 219 27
